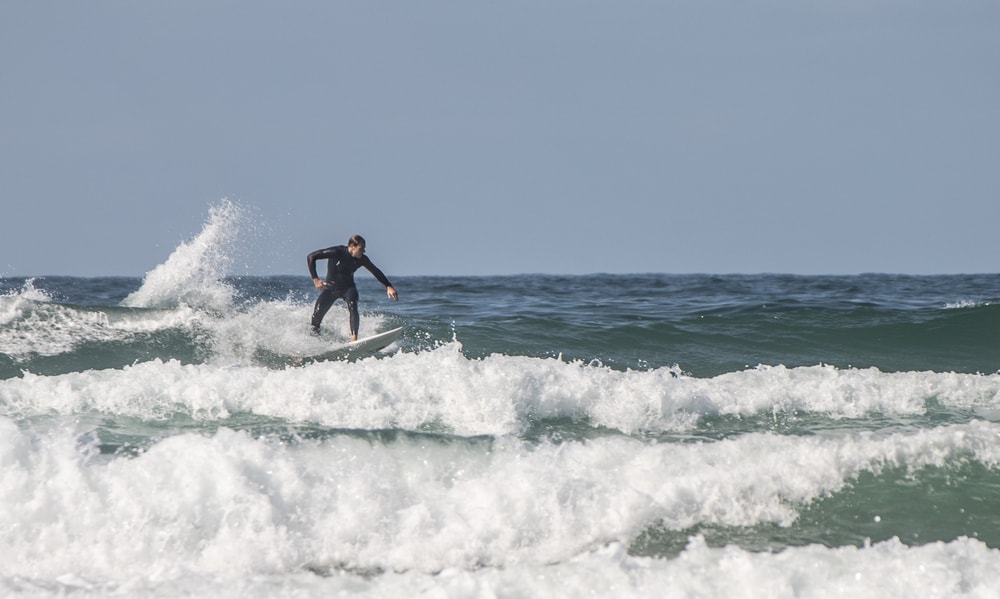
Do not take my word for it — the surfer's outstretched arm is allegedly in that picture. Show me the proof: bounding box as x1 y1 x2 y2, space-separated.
361 257 398 301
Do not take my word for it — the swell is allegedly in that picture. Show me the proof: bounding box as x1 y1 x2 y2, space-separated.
387 296 998 377
687 302 1000 376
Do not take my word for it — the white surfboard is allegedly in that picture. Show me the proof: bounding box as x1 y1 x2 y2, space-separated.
314 326 404 361
260 327 404 367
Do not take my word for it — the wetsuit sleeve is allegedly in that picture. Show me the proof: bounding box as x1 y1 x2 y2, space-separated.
362 256 393 288
307 247 336 280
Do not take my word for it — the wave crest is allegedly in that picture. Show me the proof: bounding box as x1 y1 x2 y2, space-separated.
122 200 244 310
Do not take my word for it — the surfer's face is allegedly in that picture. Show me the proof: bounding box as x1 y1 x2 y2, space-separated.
348 244 365 259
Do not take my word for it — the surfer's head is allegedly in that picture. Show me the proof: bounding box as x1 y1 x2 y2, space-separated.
348 235 366 258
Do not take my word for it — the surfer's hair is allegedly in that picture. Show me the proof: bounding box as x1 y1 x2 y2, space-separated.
348 235 366 248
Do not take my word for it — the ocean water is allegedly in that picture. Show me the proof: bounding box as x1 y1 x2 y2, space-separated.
3 207 1000 597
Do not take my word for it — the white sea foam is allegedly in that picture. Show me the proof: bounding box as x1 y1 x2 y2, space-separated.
1 416 999 596
205 296 392 359
0 280 124 358
356 537 1000 599
6 536 998 598
0 295 207 360
2 351 999 434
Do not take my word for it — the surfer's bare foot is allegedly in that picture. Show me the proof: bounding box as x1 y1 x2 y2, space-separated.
350 335 358 342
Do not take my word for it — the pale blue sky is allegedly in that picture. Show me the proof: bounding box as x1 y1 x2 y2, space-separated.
2 1 998 277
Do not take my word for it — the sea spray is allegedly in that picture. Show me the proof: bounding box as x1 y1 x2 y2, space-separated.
123 200 246 310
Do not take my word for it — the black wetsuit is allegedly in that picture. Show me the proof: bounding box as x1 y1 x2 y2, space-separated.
307 245 393 335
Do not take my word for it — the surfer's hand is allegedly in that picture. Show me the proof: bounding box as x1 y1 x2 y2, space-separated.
313 278 325 290
387 286 398 301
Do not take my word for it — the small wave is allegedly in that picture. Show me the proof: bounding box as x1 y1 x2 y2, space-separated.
0 278 52 327
0 299 207 362
945 299 992 310
3 352 1000 435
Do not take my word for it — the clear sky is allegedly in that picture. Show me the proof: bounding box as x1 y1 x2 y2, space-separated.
3 1 998 278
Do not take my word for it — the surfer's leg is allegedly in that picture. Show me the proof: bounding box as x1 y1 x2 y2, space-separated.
345 287 360 340
310 288 338 332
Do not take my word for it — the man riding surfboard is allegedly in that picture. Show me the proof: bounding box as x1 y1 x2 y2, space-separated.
307 234 398 341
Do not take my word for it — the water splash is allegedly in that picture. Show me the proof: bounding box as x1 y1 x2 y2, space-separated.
0 278 51 327
122 200 245 310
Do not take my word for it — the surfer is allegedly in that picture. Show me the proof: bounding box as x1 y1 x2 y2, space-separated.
307 235 398 340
